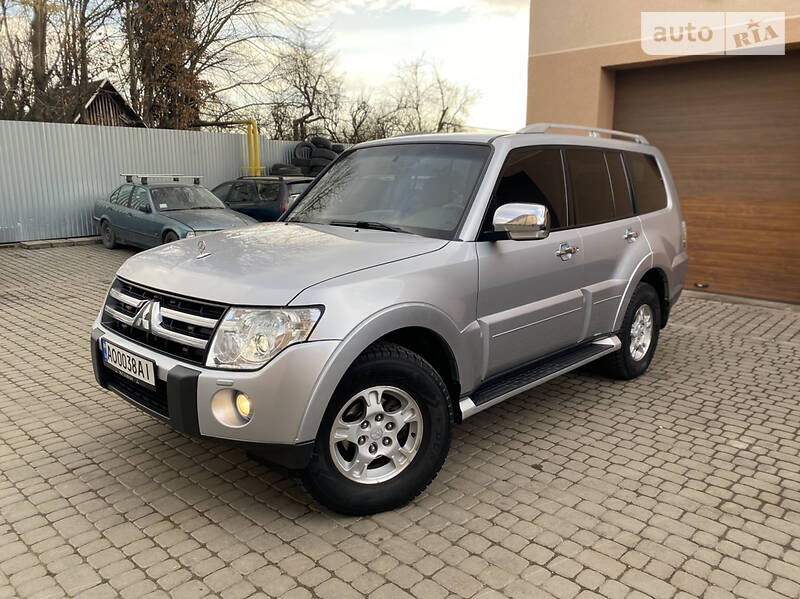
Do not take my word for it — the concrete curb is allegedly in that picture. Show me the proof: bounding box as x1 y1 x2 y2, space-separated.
18 236 101 249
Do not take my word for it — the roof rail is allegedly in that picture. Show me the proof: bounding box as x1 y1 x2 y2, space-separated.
121 174 204 185
517 123 648 144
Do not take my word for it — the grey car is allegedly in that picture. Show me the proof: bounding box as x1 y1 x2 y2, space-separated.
91 124 688 515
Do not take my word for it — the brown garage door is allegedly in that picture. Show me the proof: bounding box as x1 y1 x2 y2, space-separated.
613 53 800 303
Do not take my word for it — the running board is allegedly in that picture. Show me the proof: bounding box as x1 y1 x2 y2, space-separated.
459 336 621 420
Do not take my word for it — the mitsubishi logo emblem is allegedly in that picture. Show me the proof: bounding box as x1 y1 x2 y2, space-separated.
132 300 161 332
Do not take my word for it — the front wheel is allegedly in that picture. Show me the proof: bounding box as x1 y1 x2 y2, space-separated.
302 342 453 515
601 282 661 379
162 231 179 244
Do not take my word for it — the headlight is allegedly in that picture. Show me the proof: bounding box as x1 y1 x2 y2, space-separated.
206 307 322 369
185 231 196 238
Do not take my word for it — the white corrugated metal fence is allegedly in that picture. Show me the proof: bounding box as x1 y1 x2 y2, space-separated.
0 120 297 243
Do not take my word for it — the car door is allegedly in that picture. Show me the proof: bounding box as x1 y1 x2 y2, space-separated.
127 186 160 248
564 148 651 338
108 184 134 242
255 181 285 220
476 147 586 378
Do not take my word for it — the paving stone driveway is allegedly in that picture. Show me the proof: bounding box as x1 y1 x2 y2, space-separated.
1 243 799 599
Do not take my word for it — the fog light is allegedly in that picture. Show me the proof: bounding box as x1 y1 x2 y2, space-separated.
235 392 252 420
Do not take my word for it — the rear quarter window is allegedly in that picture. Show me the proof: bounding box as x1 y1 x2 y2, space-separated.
625 152 668 214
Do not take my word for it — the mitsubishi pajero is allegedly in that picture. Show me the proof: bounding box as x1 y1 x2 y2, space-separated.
91 123 688 515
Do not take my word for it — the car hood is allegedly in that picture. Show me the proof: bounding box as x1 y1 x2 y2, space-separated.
116 223 449 306
162 208 255 230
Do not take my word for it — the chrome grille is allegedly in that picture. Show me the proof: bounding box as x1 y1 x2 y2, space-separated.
102 278 227 365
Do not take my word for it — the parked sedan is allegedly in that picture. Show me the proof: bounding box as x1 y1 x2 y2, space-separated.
211 176 313 222
93 182 257 249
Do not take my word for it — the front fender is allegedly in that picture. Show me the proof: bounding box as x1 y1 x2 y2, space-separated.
293 302 480 443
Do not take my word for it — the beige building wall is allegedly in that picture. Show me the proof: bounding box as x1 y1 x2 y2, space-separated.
526 0 800 128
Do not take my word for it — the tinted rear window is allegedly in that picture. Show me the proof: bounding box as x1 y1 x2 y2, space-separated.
605 152 634 218
566 149 615 226
625 152 668 214
257 182 282 202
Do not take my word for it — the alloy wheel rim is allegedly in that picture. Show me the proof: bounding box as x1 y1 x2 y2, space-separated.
329 386 423 484
629 304 654 361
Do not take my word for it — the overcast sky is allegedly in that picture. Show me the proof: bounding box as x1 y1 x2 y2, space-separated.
310 0 530 132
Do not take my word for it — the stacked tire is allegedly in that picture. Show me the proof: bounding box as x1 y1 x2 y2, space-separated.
272 137 345 177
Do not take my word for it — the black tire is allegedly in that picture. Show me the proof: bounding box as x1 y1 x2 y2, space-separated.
302 342 453 515
309 136 332 150
311 147 338 161
310 156 332 168
292 156 311 168
293 142 313 166
600 282 661 380
331 143 345 154
100 220 116 249
272 163 303 175
163 230 179 244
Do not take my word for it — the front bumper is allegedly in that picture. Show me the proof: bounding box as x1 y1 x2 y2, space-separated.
91 325 339 469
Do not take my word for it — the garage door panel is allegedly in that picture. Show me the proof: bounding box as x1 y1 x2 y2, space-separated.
614 53 800 303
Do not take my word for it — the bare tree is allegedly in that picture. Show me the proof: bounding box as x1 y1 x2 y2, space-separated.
265 33 343 140
0 0 31 119
114 0 311 128
54 0 116 121
394 56 477 133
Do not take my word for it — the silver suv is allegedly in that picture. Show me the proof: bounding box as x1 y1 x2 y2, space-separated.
91 123 688 515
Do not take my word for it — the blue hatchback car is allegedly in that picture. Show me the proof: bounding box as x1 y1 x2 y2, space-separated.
211 176 313 222
93 177 257 249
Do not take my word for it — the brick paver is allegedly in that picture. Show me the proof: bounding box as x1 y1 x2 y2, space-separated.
1 243 799 598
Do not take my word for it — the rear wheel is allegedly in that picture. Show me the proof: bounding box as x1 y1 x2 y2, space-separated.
100 220 115 249
163 231 179 244
302 342 452 515
601 282 661 379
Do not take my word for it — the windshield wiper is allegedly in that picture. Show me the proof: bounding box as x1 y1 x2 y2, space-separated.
328 220 407 233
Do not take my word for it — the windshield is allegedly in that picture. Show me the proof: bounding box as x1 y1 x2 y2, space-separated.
286 143 490 238
151 186 226 211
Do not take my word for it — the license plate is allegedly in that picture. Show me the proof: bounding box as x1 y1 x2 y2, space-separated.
101 338 156 388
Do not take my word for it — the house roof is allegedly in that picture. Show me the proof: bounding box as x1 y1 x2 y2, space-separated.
52 79 146 127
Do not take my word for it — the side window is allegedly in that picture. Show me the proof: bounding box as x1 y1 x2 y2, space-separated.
605 152 634 218
565 149 615 226
129 188 151 211
489 147 567 230
110 184 132 206
257 182 282 202
229 182 255 203
212 183 232 202
625 152 668 214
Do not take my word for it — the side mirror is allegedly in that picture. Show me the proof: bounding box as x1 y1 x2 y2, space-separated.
138 204 152 214
492 203 550 240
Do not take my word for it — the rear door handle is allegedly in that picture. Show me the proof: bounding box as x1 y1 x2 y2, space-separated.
624 228 640 242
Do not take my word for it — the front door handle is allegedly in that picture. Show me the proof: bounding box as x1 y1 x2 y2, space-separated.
556 243 580 260
624 228 640 242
